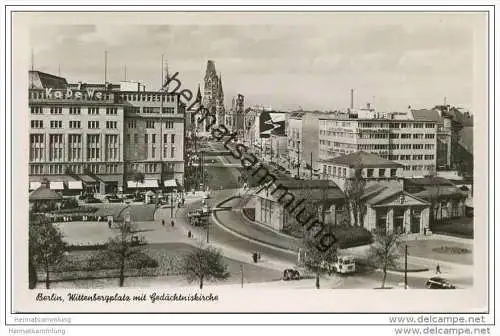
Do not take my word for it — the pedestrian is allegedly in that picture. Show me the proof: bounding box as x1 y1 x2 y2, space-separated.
162 219 165 226
188 230 192 238
108 220 112 229
171 219 174 227
436 264 441 274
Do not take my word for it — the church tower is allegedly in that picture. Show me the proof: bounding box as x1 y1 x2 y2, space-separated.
202 60 225 129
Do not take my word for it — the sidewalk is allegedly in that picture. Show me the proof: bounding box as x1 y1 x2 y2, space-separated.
153 197 296 272
214 207 302 253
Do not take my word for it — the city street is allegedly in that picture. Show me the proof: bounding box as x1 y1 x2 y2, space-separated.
177 139 475 289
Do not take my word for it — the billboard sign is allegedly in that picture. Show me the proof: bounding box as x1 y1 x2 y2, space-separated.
259 111 286 138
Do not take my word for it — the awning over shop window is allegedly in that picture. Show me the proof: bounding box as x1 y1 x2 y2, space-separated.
127 179 159 189
78 175 96 183
68 181 83 190
49 181 65 190
164 179 177 188
29 182 42 191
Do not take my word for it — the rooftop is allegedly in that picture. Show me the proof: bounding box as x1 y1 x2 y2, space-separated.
29 70 68 89
459 127 473 154
405 176 456 187
29 187 63 201
320 151 404 169
411 109 442 122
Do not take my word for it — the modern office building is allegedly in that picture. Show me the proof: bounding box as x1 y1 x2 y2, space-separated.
287 111 334 178
28 71 185 194
318 109 438 178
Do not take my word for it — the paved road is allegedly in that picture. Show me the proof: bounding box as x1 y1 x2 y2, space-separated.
182 193 298 264
177 140 475 289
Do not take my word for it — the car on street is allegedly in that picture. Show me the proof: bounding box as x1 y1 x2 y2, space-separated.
425 277 456 289
84 196 102 203
282 269 301 281
104 194 122 203
187 209 209 226
130 235 146 246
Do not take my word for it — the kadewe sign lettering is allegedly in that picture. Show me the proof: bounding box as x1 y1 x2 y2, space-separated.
45 88 108 100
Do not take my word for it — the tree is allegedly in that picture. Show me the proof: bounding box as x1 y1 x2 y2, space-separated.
302 232 339 289
180 244 230 289
29 220 67 289
90 216 148 287
368 230 403 288
131 170 145 187
344 166 367 227
427 167 441 229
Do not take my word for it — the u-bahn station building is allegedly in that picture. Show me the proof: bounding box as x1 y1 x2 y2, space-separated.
28 71 185 194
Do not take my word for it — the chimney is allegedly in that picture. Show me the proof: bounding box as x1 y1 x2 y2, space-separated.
350 89 354 109
77 81 82 90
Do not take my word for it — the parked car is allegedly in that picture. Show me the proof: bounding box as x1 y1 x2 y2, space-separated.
85 197 102 204
283 269 301 281
425 277 456 289
105 194 122 203
133 194 145 202
130 235 146 246
187 209 208 226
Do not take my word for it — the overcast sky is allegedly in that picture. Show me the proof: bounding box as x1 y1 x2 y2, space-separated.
30 13 481 112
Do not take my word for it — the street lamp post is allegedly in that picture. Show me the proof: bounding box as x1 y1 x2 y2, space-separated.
310 151 313 180
170 189 174 218
404 244 408 289
296 140 301 178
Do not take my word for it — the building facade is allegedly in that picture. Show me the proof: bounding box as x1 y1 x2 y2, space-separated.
318 113 438 178
225 93 245 138
318 151 431 235
28 71 185 194
412 106 473 176
120 83 185 190
287 111 333 178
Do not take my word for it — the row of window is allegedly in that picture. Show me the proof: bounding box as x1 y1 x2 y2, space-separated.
321 143 436 151
127 120 176 129
320 131 436 139
403 165 436 171
31 106 120 115
356 122 435 129
127 133 176 144
30 163 122 175
32 120 120 129
398 154 435 161
30 134 120 162
120 93 176 103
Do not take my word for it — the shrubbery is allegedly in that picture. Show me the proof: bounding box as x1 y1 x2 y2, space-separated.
331 225 373 249
60 198 79 210
242 208 255 221
57 251 159 272
431 222 473 239
52 206 98 214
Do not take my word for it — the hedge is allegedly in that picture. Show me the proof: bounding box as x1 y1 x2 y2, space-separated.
50 250 159 273
52 206 98 214
242 208 255 221
431 222 473 239
331 225 373 249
